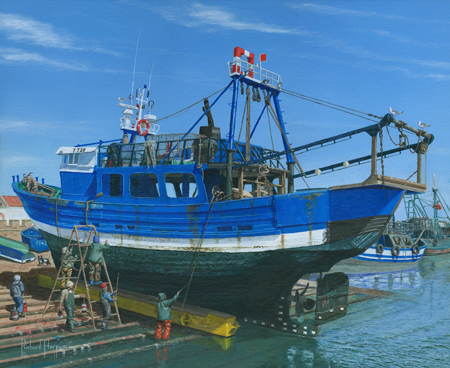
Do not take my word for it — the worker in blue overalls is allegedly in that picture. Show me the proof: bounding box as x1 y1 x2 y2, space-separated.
100 282 115 330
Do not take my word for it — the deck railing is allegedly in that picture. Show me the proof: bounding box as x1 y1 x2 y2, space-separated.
98 135 284 169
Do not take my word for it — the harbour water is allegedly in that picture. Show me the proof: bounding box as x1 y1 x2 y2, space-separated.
26 253 448 368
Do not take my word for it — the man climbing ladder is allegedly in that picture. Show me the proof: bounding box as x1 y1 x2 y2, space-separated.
88 236 110 285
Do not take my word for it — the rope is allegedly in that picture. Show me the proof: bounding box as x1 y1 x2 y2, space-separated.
406 171 417 181
280 89 379 123
149 84 231 125
179 188 221 319
267 98 275 151
245 86 251 162
378 122 385 191
266 102 309 188
232 97 248 163
281 88 373 116
54 199 62 249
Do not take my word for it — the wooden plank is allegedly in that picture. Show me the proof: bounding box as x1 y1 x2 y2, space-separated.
348 286 398 298
0 295 31 302
47 335 201 368
0 316 101 340
0 322 139 351
0 332 149 366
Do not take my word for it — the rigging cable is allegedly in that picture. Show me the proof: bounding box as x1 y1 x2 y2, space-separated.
149 84 232 125
266 102 309 188
280 88 380 123
179 188 221 320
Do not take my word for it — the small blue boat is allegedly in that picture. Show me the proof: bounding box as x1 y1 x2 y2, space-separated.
0 235 35 263
21 227 49 252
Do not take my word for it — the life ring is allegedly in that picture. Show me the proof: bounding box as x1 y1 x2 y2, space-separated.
391 245 400 257
137 119 150 136
411 244 420 255
375 244 384 255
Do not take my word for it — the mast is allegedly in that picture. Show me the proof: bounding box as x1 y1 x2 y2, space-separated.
226 78 239 197
227 46 286 195
432 174 439 238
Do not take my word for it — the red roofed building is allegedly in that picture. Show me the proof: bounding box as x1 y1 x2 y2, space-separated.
0 195 28 221
1 196 23 207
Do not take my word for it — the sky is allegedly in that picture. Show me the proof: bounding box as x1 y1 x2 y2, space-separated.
0 0 449 220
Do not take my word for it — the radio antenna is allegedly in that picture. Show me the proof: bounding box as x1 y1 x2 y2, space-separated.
147 57 155 96
131 22 143 97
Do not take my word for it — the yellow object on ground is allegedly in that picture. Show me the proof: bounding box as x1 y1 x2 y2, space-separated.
38 274 239 337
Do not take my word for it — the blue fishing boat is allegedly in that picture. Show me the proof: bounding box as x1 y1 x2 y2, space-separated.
12 47 433 322
21 227 49 253
353 218 426 263
354 233 426 263
404 175 450 255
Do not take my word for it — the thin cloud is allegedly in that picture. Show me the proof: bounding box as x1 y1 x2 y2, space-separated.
0 118 52 132
292 31 450 78
292 3 450 24
159 3 299 34
0 12 120 56
0 48 90 71
0 12 74 48
292 3 407 21
357 29 440 48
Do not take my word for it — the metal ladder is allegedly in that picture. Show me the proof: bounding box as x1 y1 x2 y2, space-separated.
42 225 121 330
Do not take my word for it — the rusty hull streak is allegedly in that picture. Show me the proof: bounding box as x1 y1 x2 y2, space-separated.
280 234 285 249
186 204 201 239
300 192 323 200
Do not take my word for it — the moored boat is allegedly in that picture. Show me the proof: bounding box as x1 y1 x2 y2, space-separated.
12 48 433 322
404 175 450 256
353 219 426 263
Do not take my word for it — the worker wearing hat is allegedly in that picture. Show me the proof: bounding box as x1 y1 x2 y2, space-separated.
156 291 180 340
59 281 84 333
87 236 110 285
60 247 78 289
100 282 115 330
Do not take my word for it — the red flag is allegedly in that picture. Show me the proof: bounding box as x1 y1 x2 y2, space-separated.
260 54 267 63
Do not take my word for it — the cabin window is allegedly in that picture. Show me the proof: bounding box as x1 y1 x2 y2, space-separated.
403 237 412 246
130 173 159 198
165 173 198 198
102 174 123 197
66 153 80 164
393 236 401 245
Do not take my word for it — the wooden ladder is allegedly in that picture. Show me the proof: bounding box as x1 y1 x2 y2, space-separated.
42 225 121 329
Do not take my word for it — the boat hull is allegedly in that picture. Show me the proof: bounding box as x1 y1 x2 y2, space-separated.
14 182 405 318
40 228 381 318
421 238 450 256
353 243 426 263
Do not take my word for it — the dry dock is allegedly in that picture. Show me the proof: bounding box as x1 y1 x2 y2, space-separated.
0 255 399 366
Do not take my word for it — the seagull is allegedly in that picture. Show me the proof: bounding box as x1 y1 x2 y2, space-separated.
418 121 430 129
117 97 128 103
389 107 404 116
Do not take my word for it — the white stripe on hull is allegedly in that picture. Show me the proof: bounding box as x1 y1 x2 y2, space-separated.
34 219 326 253
354 245 425 262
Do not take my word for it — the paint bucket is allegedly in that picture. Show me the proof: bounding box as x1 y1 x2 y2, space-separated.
10 310 19 321
23 301 28 313
81 303 87 313
57 310 64 319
